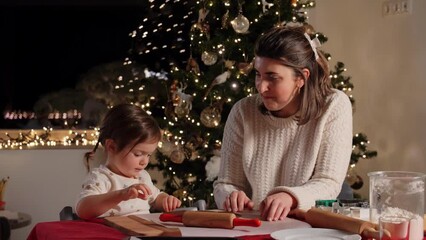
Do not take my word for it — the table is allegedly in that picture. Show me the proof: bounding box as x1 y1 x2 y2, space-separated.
27 213 426 240
27 220 277 240
27 212 309 240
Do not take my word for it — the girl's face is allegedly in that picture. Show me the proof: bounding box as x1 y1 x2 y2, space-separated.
254 56 305 118
105 139 158 178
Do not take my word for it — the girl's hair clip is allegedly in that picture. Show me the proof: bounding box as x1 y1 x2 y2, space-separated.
304 33 321 60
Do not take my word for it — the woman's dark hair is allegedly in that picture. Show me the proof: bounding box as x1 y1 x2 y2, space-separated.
84 103 162 171
254 25 332 125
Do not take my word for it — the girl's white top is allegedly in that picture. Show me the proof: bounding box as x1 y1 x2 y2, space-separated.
77 164 161 217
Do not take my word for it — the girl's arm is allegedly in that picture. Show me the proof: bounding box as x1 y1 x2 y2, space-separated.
76 190 127 219
152 192 181 212
76 183 151 219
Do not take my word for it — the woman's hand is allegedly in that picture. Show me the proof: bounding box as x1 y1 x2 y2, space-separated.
122 183 152 201
224 190 254 213
162 195 182 212
259 192 296 221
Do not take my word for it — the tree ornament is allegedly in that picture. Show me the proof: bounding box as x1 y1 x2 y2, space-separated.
201 23 211 39
200 105 222 128
201 51 218 66
184 135 203 160
192 22 211 39
184 145 199 161
203 70 231 100
238 60 254 76
205 154 221 181
222 10 230 29
174 101 191 118
261 0 274 13
198 8 210 23
191 7 211 39
224 59 235 70
169 80 180 105
170 144 185 164
172 83 193 108
171 82 193 118
231 14 250 34
186 55 200 74
158 138 175 156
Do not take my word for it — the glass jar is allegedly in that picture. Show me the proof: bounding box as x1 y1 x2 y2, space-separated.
368 171 425 240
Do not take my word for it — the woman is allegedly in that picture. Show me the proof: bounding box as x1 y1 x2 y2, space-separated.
213 26 353 221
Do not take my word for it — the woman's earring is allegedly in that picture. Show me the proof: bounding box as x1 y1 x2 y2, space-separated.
297 86 301 94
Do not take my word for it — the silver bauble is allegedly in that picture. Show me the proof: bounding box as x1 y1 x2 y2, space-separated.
200 106 221 128
201 51 218 66
230 14 250 34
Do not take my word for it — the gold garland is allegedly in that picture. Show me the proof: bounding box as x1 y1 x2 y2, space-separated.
0 128 99 150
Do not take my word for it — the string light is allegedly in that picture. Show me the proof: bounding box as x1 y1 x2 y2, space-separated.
0 129 98 150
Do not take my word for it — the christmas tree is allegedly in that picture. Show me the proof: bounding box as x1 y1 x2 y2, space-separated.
109 0 377 207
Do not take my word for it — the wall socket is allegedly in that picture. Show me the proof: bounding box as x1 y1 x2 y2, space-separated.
382 0 412 16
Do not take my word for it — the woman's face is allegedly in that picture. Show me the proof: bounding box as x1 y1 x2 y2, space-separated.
106 139 158 178
254 56 303 118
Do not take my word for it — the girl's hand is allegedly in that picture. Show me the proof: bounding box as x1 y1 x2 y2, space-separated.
224 190 254 213
259 192 295 221
122 183 152 201
162 195 182 212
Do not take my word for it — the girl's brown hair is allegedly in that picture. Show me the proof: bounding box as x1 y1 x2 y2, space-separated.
84 103 162 171
254 25 332 125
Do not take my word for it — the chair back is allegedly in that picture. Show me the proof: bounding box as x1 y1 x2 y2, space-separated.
0 216 11 240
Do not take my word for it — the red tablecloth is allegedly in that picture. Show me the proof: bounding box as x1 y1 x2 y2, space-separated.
27 219 126 240
26 219 275 240
26 219 426 240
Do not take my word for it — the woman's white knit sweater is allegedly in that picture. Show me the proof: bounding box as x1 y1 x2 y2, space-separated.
213 89 353 210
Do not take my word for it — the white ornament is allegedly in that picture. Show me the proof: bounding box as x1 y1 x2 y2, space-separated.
261 0 274 13
172 83 193 110
231 14 250 34
205 155 221 181
203 70 231 99
213 70 231 85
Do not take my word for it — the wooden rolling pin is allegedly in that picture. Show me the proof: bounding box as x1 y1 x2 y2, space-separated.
159 211 262 229
289 208 379 239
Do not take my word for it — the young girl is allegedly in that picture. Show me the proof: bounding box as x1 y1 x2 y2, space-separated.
214 26 353 221
76 103 181 219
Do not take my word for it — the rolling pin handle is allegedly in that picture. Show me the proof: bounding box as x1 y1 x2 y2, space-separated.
232 218 262 227
159 213 183 223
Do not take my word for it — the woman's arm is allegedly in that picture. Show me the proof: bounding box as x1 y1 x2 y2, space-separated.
213 101 251 209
